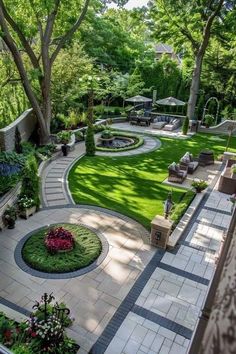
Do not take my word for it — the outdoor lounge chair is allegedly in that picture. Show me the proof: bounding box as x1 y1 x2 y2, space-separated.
179 152 199 174
168 162 187 183
163 118 181 131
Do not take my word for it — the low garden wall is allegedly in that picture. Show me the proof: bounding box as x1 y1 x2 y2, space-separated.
198 119 236 136
0 109 37 151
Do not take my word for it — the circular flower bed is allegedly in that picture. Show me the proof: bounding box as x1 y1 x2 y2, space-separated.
22 224 102 273
96 131 144 152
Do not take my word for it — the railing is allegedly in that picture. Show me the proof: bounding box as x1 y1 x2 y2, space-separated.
188 205 236 353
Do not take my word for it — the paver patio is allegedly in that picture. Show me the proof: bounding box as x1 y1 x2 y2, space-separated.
0 129 234 354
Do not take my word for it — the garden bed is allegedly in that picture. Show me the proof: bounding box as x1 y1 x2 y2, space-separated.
22 223 102 273
96 131 144 152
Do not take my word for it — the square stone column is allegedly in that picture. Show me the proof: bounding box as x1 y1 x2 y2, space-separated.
150 215 173 249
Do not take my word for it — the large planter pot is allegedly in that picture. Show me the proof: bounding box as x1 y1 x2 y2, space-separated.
19 205 36 219
61 144 69 156
7 219 16 229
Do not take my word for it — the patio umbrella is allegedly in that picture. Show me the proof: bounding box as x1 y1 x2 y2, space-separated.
156 96 185 106
125 95 152 103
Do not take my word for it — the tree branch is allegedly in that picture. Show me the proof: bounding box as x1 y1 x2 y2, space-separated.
0 5 46 130
50 0 90 64
0 0 39 69
44 0 60 46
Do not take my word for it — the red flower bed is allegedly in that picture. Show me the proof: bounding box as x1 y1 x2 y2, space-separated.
45 227 75 253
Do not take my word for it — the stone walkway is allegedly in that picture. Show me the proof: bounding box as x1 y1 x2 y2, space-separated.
90 189 233 354
0 127 234 354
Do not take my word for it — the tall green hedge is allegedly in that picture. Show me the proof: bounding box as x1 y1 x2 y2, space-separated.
21 154 40 208
182 116 189 135
85 125 95 156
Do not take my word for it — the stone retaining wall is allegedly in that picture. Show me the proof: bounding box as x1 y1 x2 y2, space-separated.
0 109 37 151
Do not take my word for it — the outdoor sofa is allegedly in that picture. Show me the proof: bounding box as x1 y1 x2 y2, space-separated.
179 152 199 174
152 115 181 131
168 162 187 183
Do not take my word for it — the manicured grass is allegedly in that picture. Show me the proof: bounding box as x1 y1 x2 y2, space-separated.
68 134 236 230
22 224 102 273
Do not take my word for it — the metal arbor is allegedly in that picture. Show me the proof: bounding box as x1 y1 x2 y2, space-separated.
202 97 220 125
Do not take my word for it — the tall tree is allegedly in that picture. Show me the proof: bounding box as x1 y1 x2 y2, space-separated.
150 0 233 120
0 0 124 143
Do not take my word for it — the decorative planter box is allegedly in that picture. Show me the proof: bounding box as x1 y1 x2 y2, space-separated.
19 205 36 219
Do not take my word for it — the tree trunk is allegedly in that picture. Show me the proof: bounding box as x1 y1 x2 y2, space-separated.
187 53 204 120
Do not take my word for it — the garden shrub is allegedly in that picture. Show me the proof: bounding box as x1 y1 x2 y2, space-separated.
170 190 195 225
74 131 84 142
0 174 21 196
85 125 95 156
182 116 189 135
20 154 40 208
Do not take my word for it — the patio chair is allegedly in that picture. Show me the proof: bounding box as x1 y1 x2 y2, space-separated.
179 152 199 174
163 118 181 131
168 162 187 183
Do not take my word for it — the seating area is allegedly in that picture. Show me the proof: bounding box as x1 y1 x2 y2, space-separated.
152 115 182 131
168 151 208 184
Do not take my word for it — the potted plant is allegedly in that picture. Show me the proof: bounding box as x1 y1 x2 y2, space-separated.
204 114 215 128
191 179 208 193
231 164 236 179
3 205 17 229
56 131 71 156
18 195 36 219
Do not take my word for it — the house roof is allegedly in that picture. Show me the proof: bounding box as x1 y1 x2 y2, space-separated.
155 43 174 54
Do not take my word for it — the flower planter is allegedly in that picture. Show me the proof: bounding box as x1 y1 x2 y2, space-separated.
20 205 36 219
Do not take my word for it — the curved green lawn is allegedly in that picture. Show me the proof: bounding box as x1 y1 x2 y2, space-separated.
68 134 236 230
22 224 102 273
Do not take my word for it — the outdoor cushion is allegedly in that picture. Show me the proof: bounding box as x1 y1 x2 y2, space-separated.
169 162 177 170
153 121 166 129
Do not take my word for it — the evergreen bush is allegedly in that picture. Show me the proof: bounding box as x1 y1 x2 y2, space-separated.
20 154 40 208
182 116 189 135
85 126 95 156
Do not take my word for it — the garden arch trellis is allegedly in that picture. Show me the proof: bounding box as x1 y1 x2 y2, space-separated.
202 97 220 125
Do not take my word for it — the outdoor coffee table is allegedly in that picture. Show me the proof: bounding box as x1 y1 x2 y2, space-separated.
198 150 214 166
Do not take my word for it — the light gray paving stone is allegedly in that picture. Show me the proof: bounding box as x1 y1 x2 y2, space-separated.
124 338 140 354
169 342 187 354
151 333 165 352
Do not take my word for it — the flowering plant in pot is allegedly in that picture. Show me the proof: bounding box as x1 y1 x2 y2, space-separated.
18 195 36 219
45 226 75 254
191 179 208 193
56 131 71 156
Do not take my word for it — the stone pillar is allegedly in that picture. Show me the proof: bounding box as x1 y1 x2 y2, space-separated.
150 215 173 249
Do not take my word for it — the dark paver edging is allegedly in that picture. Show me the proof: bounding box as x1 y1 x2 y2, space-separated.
132 305 193 339
14 223 109 279
0 297 31 317
89 249 165 354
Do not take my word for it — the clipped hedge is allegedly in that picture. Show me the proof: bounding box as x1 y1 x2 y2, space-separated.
170 190 195 225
